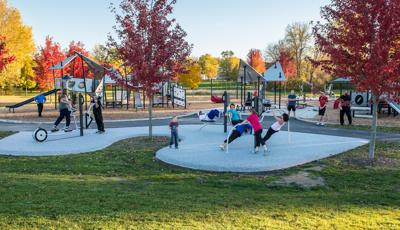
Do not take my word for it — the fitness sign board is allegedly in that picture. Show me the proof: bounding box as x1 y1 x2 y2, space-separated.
66 78 94 93
351 92 371 107
173 87 186 107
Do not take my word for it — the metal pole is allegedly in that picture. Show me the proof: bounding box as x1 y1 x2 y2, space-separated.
79 93 84 136
223 91 228 133
211 79 213 96
240 76 243 109
243 66 247 110
279 82 282 109
274 82 277 105
81 55 87 111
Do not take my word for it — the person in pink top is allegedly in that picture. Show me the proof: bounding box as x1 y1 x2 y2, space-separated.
241 108 266 153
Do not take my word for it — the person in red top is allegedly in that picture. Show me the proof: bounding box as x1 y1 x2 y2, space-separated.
317 91 328 126
241 108 266 153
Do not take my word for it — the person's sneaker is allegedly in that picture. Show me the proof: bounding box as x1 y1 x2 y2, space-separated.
51 126 59 132
64 127 72 132
263 145 268 152
316 122 320 126
169 145 172 148
219 144 226 151
175 146 179 149
320 123 325 126
255 147 259 153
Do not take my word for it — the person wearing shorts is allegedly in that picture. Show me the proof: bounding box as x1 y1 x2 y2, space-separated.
317 92 328 125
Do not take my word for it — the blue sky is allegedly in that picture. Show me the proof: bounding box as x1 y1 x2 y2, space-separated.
9 0 330 59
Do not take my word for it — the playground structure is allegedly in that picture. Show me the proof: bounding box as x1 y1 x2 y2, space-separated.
5 52 187 114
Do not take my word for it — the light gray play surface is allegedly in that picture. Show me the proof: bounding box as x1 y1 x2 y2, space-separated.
0 125 368 172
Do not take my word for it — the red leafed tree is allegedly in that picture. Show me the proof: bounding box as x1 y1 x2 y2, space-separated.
65 41 91 78
111 0 192 137
0 36 15 73
314 0 400 159
279 49 296 79
247 49 266 73
33 36 65 90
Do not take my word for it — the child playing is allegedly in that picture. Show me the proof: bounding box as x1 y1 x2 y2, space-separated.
241 108 266 153
262 111 289 151
226 103 242 125
198 109 220 121
169 116 179 149
220 123 252 150
317 91 328 126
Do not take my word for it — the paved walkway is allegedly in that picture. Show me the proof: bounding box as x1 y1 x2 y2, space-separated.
0 125 368 173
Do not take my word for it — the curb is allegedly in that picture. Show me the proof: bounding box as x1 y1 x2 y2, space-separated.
0 112 197 124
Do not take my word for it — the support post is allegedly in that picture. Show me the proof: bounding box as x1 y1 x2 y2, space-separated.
243 66 247 110
211 79 213 96
274 82 277 105
223 91 228 133
279 82 282 109
79 93 84 136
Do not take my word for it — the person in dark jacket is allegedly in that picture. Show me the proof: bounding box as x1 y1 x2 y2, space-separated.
91 95 105 133
339 91 352 125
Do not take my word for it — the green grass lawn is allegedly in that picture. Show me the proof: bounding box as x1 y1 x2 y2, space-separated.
0 133 399 229
327 124 400 134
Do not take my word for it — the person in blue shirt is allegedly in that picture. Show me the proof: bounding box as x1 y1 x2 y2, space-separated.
34 94 46 117
287 90 297 117
226 103 242 125
220 123 252 150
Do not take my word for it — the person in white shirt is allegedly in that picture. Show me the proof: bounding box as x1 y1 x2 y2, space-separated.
262 110 289 149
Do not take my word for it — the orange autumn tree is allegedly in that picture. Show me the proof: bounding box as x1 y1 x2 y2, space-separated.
247 49 266 73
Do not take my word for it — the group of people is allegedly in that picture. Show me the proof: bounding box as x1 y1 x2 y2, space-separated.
220 107 288 154
288 90 352 126
169 104 289 154
51 90 105 133
317 91 352 126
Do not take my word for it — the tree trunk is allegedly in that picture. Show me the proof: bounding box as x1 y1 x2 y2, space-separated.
368 94 378 159
148 95 153 139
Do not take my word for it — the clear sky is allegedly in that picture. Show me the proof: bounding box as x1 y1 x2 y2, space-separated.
8 0 330 59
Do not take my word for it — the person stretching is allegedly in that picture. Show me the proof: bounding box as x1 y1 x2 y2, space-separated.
219 123 252 151
226 103 242 125
198 109 220 121
263 111 289 152
241 108 266 153
52 91 73 132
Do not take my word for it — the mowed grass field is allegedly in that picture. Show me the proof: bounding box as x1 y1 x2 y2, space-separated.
0 132 399 229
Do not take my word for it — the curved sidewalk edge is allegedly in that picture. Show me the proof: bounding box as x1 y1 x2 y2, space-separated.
0 112 197 124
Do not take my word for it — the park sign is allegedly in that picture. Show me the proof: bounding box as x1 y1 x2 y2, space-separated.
173 86 186 107
263 62 287 82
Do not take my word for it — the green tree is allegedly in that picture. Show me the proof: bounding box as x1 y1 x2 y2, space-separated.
92 44 123 67
0 0 35 90
199 54 219 79
285 22 312 80
219 50 239 81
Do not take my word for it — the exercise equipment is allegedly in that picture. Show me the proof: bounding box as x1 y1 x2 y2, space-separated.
32 98 82 142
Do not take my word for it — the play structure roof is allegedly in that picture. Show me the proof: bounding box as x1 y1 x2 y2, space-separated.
49 52 107 80
237 59 264 83
263 62 286 82
330 77 352 84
